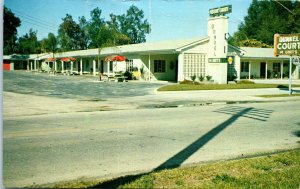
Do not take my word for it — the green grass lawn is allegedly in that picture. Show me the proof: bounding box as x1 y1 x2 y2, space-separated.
157 84 300 91
32 148 300 188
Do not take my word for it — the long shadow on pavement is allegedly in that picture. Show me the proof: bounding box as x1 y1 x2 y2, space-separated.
91 106 273 188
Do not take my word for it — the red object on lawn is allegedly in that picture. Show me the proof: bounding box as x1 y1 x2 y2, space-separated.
105 55 126 62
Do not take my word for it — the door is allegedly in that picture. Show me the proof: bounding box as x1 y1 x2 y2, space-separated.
260 62 266 78
101 60 104 74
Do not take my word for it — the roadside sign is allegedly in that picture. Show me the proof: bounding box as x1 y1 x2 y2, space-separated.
292 56 300 65
273 33 300 95
227 57 233 64
209 5 232 17
274 33 300 57
208 58 227 63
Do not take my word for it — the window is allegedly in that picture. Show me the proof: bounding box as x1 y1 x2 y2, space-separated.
154 60 166 73
241 62 249 72
273 63 280 73
126 59 134 72
183 53 206 77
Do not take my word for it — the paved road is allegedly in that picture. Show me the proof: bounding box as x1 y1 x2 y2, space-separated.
3 101 300 187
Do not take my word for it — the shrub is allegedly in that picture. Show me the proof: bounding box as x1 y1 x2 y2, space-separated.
206 75 212 81
198 75 205 82
237 80 255 84
179 80 194 84
191 75 196 82
124 71 133 80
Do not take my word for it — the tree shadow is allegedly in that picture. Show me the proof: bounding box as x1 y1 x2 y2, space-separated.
91 106 273 188
277 85 300 93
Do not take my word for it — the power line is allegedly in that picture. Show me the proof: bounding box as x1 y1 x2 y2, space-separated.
15 13 59 30
20 20 57 33
11 8 59 28
273 0 294 15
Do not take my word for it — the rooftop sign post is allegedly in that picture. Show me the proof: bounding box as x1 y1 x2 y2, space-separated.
274 33 300 95
209 5 232 17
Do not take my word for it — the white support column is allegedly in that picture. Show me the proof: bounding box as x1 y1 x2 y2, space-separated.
71 61 73 74
27 60 30 71
295 65 299 79
265 61 268 79
280 60 283 79
30 61 33 71
34 60 37 71
80 58 83 75
62 61 64 73
107 61 110 76
177 53 184 82
93 59 96 76
248 61 251 79
148 54 151 81
54 61 57 72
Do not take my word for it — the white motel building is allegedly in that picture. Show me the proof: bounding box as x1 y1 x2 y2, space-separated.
3 6 300 84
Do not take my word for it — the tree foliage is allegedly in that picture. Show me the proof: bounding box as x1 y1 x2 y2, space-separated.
41 33 58 55
4 5 150 54
116 5 150 44
4 6 21 54
55 5 149 51
17 29 41 54
231 0 300 47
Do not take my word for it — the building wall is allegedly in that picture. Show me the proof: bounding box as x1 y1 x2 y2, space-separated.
206 16 229 84
3 60 11 70
238 59 296 79
140 54 178 81
178 41 209 82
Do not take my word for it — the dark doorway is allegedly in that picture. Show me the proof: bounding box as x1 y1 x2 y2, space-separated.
175 60 178 81
227 62 236 81
260 62 266 78
77 62 80 73
101 60 104 74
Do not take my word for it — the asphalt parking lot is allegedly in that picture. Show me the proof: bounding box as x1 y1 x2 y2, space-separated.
3 71 166 99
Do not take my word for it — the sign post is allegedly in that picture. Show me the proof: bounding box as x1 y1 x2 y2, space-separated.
274 33 300 95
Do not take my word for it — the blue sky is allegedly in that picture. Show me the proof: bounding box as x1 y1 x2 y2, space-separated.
4 0 252 42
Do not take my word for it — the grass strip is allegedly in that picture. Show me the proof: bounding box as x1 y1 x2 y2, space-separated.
257 94 300 98
32 148 300 188
157 84 300 91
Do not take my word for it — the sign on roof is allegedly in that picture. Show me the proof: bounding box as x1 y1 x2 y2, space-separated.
209 5 232 17
274 33 300 57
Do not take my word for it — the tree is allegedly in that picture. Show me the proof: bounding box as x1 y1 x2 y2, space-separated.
117 5 150 44
107 13 130 45
88 7 112 48
17 29 41 54
58 14 81 51
78 16 90 49
4 6 21 54
41 33 58 55
233 0 297 47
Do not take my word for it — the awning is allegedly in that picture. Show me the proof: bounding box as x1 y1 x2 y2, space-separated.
47 57 56 61
105 55 126 62
61 57 76 62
